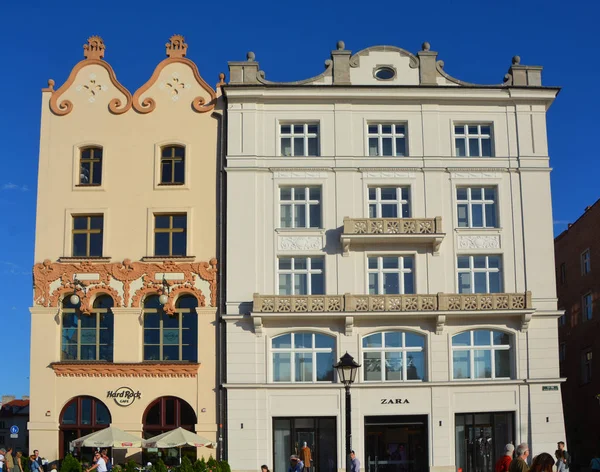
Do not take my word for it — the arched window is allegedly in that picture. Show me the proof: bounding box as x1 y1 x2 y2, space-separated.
61 295 114 361
160 145 185 185
79 146 103 185
143 295 198 362
271 332 335 383
60 396 111 459
362 331 425 381
452 329 511 380
143 396 197 465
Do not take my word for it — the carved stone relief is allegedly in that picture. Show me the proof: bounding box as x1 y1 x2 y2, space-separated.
457 234 501 249
278 236 323 251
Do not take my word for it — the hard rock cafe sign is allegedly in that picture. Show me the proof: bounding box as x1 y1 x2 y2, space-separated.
107 387 142 406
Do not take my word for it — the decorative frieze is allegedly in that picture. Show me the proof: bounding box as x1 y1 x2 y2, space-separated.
343 217 440 235
450 172 501 180
50 362 199 378
33 258 218 314
278 236 323 251
253 293 344 313
273 171 328 179
457 234 501 249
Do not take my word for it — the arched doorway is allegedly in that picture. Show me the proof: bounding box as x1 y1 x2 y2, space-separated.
60 396 111 460
142 396 197 465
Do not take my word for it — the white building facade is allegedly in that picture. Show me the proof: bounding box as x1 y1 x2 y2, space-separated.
223 42 564 472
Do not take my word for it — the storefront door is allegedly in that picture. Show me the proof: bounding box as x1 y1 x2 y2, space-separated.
273 417 337 472
455 412 514 472
365 415 428 472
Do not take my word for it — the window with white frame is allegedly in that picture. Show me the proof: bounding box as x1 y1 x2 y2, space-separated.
456 187 498 228
271 332 335 382
583 293 593 321
582 249 591 275
457 255 502 294
452 330 511 380
368 187 411 218
368 123 407 157
582 349 592 384
280 123 319 157
278 256 324 295
454 124 493 157
279 187 321 228
368 256 415 294
362 331 425 381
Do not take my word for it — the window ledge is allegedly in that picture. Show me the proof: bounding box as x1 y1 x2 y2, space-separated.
74 184 104 190
454 227 503 233
157 183 186 187
141 256 196 262
58 256 112 263
275 228 326 234
50 361 200 378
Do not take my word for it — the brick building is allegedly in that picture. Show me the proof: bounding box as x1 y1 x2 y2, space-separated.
555 199 600 467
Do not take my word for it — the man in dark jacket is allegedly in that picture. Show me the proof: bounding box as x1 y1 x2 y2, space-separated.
557 442 570 470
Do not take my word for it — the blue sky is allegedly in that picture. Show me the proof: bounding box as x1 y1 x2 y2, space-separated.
0 0 597 398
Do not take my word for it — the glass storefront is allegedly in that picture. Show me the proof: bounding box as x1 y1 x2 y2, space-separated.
273 417 337 472
365 415 428 472
455 412 514 472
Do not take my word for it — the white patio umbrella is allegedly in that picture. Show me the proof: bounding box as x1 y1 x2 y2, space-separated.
142 427 216 464
70 426 143 448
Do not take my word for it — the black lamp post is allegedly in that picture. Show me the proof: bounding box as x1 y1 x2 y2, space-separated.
334 352 361 472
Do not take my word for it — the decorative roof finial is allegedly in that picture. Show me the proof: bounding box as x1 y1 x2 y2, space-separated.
83 36 105 60
217 73 226 88
512 55 521 65
166 35 188 58
422 42 431 52
337 40 345 50
247 51 256 62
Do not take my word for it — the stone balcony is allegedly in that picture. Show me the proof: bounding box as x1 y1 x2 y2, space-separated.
251 292 534 334
340 217 445 255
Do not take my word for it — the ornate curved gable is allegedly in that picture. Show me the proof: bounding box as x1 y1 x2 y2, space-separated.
47 36 132 116
348 45 420 85
132 35 217 114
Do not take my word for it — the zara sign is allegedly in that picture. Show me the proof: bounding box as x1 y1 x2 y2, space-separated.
107 387 142 407
381 398 410 405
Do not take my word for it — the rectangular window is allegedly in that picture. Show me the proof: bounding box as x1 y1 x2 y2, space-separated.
456 187 497 228
559 343 566 363
79 147 103 185
368 123 407 157
72 215 103 257
278 256 324 295
280 123 319 157
368 187 411 218
582 249 591 275
367 256 415 294
583 293 593 321
457 255 503 294
559 263 566 285
154 213 187 257
279 187 321 228
582 349 592 384
455 124 493 157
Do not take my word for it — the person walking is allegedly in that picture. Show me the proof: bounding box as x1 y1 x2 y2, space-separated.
508 444 530 472
350 451 360 472
288 456 303 472
0 448 6 472
13 452 23 472
555 450 566 472
495 444 514 472
530 453 554 472
557 442 570 470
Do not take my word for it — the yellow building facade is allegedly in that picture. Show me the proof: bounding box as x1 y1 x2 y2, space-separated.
30 35 222 463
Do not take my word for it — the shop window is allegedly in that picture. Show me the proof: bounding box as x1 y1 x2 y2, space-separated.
61 295 114 361
60 396 111 460
452 329 511 380
143 295 198 362
362 331 425 381
271 332 335 383
143 396 197 466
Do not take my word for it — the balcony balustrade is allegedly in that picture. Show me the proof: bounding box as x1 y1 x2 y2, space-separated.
341 217 444 255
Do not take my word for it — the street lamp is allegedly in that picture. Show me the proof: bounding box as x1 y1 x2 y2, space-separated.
334 352 361 472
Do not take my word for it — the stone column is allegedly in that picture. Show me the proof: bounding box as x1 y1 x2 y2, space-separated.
417 42 438 85
331 41 352 85
228 52 260 84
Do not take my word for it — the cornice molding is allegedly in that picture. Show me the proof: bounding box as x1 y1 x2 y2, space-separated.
50 362 200 378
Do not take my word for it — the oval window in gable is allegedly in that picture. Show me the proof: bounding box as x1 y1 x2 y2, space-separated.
374 66 396 81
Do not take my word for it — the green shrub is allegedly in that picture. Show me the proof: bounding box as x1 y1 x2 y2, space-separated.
154 459 168 472
60 455 82 472
206 456 220 472
218 461 231 472
125 460 138 472
180 457 194 472
194 457 207 472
